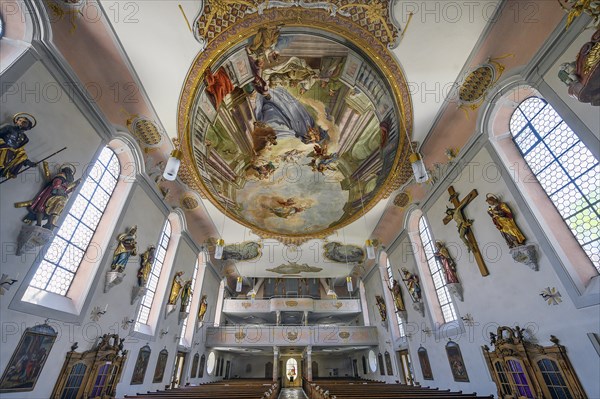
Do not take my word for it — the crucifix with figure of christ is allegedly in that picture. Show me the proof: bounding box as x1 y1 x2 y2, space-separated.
442 186 489 277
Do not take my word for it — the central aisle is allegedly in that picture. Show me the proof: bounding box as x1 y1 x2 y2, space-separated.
278 388 309 399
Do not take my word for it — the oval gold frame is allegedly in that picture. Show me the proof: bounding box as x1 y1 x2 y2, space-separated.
177 7 413 243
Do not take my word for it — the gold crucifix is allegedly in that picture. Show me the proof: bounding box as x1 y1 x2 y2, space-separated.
442 186 489 277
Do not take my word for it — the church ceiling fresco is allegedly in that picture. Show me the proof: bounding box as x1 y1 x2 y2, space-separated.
179 3 413 242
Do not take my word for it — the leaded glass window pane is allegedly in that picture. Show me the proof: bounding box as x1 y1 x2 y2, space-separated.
29 148 120 296
135 220 172 329
510 97 599 272
418 216 457 323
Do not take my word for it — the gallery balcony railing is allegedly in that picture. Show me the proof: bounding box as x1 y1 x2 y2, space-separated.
222 297 361 314
202 325 379 347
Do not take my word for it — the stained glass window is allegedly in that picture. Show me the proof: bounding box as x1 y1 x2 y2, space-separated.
135 220 172 329
510 97 599 271
29 147 120 296
418 216 457 323
506 359 534 398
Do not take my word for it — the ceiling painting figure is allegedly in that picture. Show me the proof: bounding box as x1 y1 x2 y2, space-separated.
188 25 403 240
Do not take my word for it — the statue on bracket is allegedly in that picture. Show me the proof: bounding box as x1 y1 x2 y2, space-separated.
131 245 155 305
165 271 184 318
178 279 193 324
387 278 408 319
105 226 137 293
375 295 387 322
400 267 424 317
14 162 80 255
433 241 463 301
197 295 208 327
485 193 538 270
0 113 37 180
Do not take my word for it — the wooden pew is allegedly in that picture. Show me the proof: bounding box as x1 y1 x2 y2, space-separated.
303 378 493 399
125 379 279 399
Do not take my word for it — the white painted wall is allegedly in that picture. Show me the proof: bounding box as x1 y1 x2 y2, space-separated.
0 60 227 398
388 147 600 397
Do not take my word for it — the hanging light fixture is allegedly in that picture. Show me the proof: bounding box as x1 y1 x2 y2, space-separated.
365 239 376 260
346 276 353 292
358 185 377 260
409 152 428 183
214 199 229 260
163 149 183 181
235 276 243 292
214 238 225 259
402 118 428 184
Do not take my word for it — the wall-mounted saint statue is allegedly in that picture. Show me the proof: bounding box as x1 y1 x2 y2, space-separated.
198 295 208 324
15 162 80 230
434 241 463 301
168 271 184 305
180 279 193 312
166 271 184 318
388 279 407 319
105 226 137 293
178 278 193 323
485 193 538 270
485 194 526 249
0 113 37 179
111 226 138 273
131 245 155 304
137 246 155 287
375 295 387 322
401 267 425 316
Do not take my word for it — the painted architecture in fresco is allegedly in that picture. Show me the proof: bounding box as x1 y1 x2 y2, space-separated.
191 27 399 237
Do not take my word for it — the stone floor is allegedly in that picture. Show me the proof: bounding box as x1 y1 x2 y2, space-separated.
278 388 308 399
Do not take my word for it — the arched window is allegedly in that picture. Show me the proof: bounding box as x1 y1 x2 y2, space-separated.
509 97 599 271
286 358 298 382
134 219 171 331
493 361 512 397
60 363 87 399
506 359 534 398
537 359 573 399
191 354 199 378
417 215 457 323
29 147 120 296
179 251 208 347
199 354 206 378
362 355 367 374
378 353 385 376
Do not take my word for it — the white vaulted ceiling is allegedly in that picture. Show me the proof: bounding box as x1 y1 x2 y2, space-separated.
99 0 501 272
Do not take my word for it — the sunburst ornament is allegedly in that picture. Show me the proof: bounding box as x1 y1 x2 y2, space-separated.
540 287 562 305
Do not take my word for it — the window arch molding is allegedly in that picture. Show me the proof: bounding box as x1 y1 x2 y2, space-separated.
377 249 406 341
483 83 600 306
133 209 186 338
405 208 461 332
12 137 142 321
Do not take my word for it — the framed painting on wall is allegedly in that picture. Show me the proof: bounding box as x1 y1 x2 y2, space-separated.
446 340 469 382
417 346 433 380
0 323 57 393
152 349 169 383
131 345 151 385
